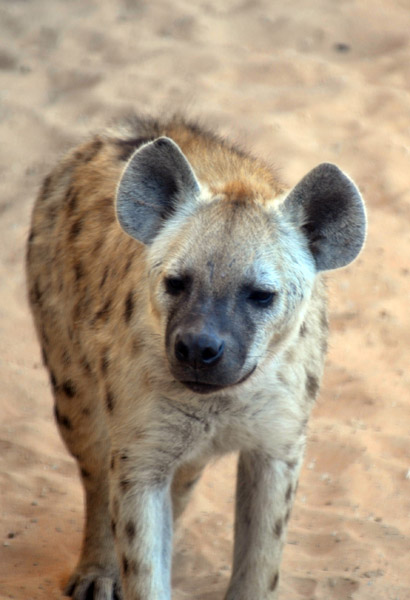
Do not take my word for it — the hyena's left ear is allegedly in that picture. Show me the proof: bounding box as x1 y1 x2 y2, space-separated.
283 163 367 271
116 137 201 244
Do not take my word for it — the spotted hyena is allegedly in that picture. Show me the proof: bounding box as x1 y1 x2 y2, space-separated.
26 115 366 600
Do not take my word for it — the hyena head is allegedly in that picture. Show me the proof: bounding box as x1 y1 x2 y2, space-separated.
116 137 366 394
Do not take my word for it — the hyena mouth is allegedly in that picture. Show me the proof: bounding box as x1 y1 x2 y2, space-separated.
181 365 257 395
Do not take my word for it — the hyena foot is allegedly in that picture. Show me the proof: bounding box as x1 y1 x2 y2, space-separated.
64 562 122 600
64 476 121 600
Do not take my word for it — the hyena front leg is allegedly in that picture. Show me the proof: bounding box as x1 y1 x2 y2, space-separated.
225 449 303 600
110 463 173 600
50 380 121 600
108 406 202 600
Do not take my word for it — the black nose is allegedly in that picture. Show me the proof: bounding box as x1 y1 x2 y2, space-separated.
175 331 225 368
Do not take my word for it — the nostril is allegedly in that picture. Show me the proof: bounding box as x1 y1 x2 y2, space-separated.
175 339 189 362
201 340 224 365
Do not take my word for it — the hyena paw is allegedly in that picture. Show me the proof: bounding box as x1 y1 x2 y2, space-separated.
64 565 122 600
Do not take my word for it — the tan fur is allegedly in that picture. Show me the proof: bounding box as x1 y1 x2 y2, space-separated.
26 115 364 600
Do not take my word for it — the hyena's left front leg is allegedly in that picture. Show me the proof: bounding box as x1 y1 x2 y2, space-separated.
225 449 303 600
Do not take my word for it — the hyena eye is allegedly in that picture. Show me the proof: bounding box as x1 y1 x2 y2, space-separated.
164 276 186 295
248 289 275 306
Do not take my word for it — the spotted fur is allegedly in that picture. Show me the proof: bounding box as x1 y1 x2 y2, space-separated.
26 115 366 600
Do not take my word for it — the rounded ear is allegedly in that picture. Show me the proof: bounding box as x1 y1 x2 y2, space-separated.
116 137 201 245
283 163 367 271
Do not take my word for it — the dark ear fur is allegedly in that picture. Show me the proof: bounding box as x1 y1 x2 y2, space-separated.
284 163 366 271
116 137 200 244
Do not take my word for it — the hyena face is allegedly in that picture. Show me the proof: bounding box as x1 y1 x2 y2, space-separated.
148 201 315 394
116 136 365 394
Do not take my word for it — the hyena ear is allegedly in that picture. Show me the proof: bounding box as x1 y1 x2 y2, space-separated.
116 137 201 244
283 163 367 271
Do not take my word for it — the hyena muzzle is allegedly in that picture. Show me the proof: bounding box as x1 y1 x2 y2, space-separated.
26 115 366 600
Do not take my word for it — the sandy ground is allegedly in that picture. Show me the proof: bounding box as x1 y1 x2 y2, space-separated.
1 1 410 599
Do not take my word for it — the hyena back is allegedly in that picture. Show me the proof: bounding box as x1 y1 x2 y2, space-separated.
26 115 366 600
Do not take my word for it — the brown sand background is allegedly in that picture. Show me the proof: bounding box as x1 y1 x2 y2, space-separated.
1 1 410 599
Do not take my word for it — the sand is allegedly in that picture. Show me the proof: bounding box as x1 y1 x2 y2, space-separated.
1 1 409 599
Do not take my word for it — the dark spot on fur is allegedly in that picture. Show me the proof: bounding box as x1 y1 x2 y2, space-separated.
125 521 136 542
122 555 129 575
72 298 85 322
69 219 83 241
82 407 90 416
100 266 109 289
54 405 72 430
110 455 115 470
81 138 103 163
274 519 283 538
81 467 91 478
306 373 320 398
120 479 130 492
32 279 42 305
300 322 307 337
270 573 279 591
62 380 76 398
93 237 104 256
124 290 134 324
106 390 114 413
120 453 128 461
286 460 296 470
50 371 58 391
111 519 116 536
81 356 92 375
285 508 291 523
65 186 78 213
184 475 200 490
93 297 112 323
74 261 84 282
28 229 36 243
40 175 52 199
123 255 133 275
41 347 48 367
285 483 292 503
116 136 155 161
60 415 72 430
101 349 109 373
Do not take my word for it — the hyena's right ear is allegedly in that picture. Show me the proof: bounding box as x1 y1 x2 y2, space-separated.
116 137 201 244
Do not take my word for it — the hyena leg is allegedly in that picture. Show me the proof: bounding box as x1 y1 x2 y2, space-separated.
225 450 303 600
51 376 120 599
108 403 203 600
171 461 206 522
109 445 174 600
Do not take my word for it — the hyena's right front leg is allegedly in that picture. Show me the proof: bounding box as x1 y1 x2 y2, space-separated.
109 460 173 600
108 405 201 600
